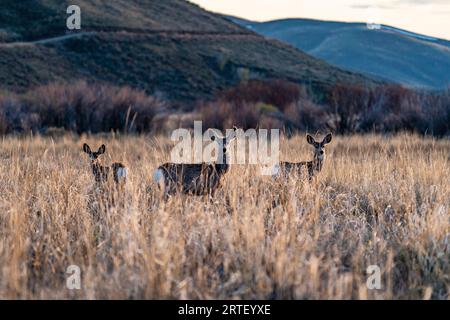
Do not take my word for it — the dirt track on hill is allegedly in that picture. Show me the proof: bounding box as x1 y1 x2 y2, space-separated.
0 29 262 47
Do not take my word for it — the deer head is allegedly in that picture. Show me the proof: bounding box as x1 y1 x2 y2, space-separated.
210 127 237 165
83 143 109 182
306 133 332 170
83 143 106 163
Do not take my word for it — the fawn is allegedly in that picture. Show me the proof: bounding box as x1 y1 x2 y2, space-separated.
83 143 128 184
153 127 237 197
274 133 333 180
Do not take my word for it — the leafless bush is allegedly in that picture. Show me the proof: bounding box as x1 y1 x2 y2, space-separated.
197 81 450 137
1 80 449 137
199 80 318 132
219 80 303 112
198 100 261 130
284 99 329 133
0 82 167 135
0 95 41 134
326 84 373 134
420 91 450 136
327 84 450 136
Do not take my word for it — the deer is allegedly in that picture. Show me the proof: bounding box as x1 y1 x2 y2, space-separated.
152 127 237 198
274 133 333 180
82 143 128 184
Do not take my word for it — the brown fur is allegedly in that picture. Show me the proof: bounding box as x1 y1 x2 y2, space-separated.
83 143 127 184
154 128 237 197
157 162 229 196
279 133 332 180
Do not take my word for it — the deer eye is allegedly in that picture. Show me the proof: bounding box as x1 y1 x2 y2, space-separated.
223 147 227 153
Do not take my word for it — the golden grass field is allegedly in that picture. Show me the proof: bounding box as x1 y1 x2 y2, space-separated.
0 133 448 299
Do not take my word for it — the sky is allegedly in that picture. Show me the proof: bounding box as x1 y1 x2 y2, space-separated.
190 0 450 40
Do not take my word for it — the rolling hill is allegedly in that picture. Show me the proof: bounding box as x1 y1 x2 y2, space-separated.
228 17 450 89
0 0 376 103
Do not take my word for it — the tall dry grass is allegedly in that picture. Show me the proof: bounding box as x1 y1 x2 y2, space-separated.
0 133 448 299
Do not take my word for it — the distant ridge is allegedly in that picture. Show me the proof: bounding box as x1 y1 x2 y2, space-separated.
227 15 449 43
227 16 450 89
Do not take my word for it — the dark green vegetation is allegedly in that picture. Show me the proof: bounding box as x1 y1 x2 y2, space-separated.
0 0 243 41
229 17 450 89
1 1 448 137
0 0 375 102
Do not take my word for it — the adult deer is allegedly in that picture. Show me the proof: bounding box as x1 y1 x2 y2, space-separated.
274 133 333 180
83 143 128 184
153 127 237 197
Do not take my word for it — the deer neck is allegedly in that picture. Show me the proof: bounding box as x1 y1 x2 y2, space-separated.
215 149 231 174
91 160 108 176
215 162 230 174
91 160 101 170
312 156 323 172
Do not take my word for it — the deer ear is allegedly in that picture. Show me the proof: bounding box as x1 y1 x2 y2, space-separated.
306 134 315 145
226 128 237 144
83 143 91 154
322 133 333 145
98 144 106 154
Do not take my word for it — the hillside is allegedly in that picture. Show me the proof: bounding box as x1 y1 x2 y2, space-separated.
0 0 245 42
228 17 450 89
0 0 376 103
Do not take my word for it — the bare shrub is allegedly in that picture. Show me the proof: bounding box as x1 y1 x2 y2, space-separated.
0 94 41 134
219 80 303 112
0 82 167 135
284 99 329 133
198 100 260 130
24 81 166 134
197 81 450 137
199 80 319 132
327 84 450 136
420 91 450 137
1 81 449 137
326 84 372 134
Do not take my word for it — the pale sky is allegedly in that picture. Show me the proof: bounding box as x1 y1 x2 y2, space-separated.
190 0 450 40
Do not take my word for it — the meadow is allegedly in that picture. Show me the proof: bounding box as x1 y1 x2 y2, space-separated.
0 133 448 299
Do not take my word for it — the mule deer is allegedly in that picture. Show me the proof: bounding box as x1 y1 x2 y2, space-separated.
274 133 332 180
153 127 237 197
83 143 128 184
